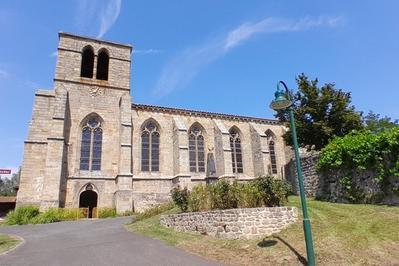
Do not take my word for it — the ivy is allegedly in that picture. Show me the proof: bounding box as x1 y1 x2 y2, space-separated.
318 127 399 200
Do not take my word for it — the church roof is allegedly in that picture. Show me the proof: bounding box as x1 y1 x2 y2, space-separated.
132 103 280 125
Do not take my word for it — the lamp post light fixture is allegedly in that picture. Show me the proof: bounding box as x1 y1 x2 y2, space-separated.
270 81 316 266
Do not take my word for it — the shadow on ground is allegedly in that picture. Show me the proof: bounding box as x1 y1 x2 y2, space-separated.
257 236 307 265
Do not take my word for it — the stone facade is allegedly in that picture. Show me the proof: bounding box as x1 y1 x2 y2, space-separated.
160 207 298 240
16 32 289 213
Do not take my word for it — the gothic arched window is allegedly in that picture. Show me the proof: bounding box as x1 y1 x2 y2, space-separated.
96 49 109 80
80 117 102 171
229 128 243 173
266 130 278 174
80 46 94 78
141 121 160 172
188 125 205 173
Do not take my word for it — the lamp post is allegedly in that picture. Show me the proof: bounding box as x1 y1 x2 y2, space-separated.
270 81 316 266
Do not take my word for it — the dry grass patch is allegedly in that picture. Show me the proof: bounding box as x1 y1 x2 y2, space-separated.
0 234 21 254
126 197 399 265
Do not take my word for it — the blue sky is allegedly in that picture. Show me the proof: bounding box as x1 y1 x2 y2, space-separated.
1 0 399 174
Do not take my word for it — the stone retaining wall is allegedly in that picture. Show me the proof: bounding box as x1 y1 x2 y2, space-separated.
160 207 298 240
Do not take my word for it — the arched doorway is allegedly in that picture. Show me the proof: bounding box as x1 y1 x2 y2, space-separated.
79 188 98 218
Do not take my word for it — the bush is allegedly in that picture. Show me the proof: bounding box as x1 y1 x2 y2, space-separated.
5 205 40 225
135 202 174 222
98 208 117 218
254 176 292 207
170 177 292 213
236 182 263 208
188 184 211 212
60 208 85 220
171 186 189 212
32 208 62 224
209 179 238 209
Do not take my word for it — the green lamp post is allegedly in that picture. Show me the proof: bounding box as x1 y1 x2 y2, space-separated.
270 81 316 266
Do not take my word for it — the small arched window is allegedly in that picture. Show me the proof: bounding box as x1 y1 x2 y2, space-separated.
141 121 160 172
80 46 94 78
96 49 109 80
188 125 205 173
266 130 278 174
229 128 243 173
80 117 102 171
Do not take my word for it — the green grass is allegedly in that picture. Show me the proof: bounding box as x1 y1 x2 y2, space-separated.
126 196 399 265
0 234 21 254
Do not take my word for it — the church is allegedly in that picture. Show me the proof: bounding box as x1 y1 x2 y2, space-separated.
16 32 289 214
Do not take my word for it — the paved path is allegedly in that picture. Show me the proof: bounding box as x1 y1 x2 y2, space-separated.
0 217 219 266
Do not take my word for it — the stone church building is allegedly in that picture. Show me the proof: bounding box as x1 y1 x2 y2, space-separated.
16 32 288 214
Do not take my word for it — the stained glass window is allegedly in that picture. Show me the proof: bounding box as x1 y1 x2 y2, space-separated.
266 130 278 174
141 121 159 172
230 128 243 174
79 117 102 171
188 125 205 173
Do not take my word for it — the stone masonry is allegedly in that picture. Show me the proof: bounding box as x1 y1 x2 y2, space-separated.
16 32 290 213
160 207 298 240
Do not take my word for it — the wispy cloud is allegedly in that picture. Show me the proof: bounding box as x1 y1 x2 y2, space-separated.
97 0 122 38
0 67 8 79
153 16 343 98
75 0 122 39
133 49 164 55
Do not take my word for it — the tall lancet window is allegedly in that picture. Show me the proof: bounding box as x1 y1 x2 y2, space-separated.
80 117 103 171
141 121 160 172
266 130 278 174
80 46 94 78
229 128 243 173
188 125 205 173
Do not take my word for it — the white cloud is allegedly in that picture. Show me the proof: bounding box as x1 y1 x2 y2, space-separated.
224 16 344 50
75 0 122 39
0 68 8 78
97 0 122 38
133 49 164 55
153 16 343 98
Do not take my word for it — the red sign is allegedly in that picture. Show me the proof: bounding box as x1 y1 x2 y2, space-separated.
0 169 12 174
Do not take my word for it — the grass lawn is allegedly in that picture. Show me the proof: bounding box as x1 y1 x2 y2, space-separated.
126 196 399 265
0 234 21 254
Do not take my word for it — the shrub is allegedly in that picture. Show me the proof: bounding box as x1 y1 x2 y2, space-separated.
188 184 211 212
236 182 263 208
209 179 238 209
135 202 174 222
5 205 40 225
60 208 85 220
171 186 189 212
98 208 117 218
254 176 292 207
32 208 62 224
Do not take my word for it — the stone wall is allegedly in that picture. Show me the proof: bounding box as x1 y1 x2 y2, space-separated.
286 151 321 198
286 152 399 205
160 207 298 240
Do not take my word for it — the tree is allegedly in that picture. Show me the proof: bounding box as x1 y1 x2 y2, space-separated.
363 111 398 133
275 74 363 150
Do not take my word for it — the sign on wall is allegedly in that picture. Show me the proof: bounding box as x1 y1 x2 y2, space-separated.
0 169 12 174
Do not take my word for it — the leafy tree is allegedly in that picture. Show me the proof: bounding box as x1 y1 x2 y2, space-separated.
275 74 363 150
363 111 398 133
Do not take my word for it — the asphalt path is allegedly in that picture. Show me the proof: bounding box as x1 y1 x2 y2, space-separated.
0 216 219 266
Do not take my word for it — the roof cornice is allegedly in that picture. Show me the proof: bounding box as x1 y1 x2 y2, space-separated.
132 103 280 125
